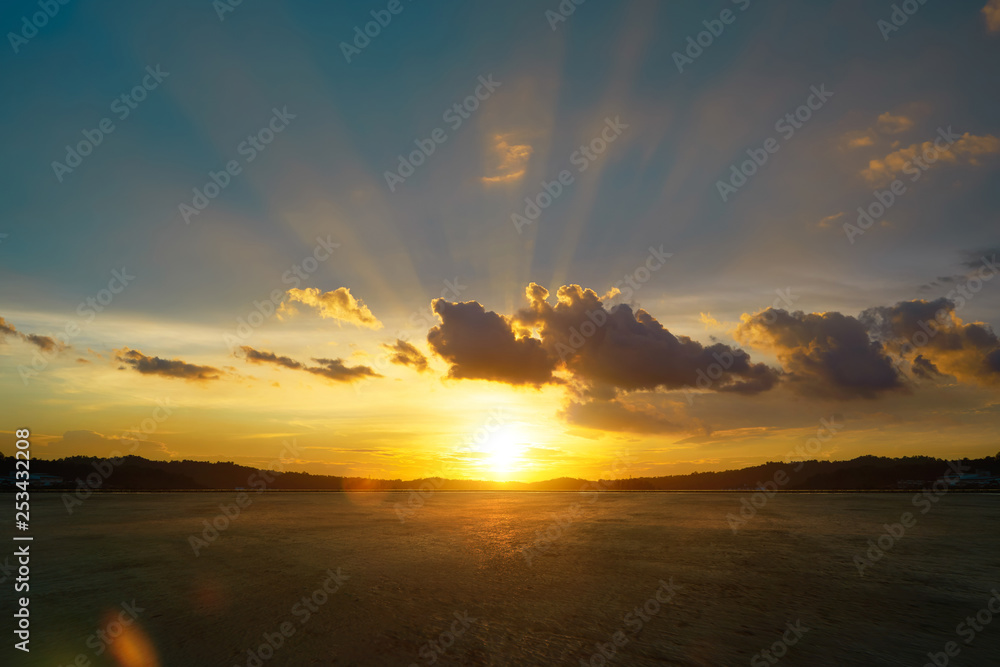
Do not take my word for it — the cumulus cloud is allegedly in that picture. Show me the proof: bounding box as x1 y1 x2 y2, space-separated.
381 339 429 372
862 131 1000 184
115 348 221 381
428 298 556 385
426 284 778 397
860 298 1000 385
481 133 533 184
735 309 903 399
516 284 779 395
984 0 1000 32
238 345 379 383
281 287 382 329
0 316 64 353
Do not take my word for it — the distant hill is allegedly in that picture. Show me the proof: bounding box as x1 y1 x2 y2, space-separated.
2 452 998 491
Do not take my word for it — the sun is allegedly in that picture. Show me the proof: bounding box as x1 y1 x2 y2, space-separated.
485 425 528 479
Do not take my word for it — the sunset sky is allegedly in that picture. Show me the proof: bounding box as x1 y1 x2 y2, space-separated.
2 0 999 482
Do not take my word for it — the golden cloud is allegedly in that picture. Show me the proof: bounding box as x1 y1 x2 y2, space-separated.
280 287 383 329
984 0 1000 32
861 131 1000 184
876 112 914 135
481 133 533 184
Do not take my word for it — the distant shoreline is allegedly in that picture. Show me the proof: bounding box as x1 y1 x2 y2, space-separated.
8 488 1000 494
7 452 998 493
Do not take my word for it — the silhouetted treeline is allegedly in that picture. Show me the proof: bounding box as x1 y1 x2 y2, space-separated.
2 452 998 491
599 454 1000 490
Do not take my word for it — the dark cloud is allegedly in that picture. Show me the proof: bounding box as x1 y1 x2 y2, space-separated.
961 248 999 270
0 316 63 353
240 346 303 369
238 346 379 383
381 339 429 372
0 317 16 338
425 284 778 403
918 275 959 292
911 355 942 379
23 333 59 352
861 298 1000 385
115 348 221 381
427 298 556 385
307 358 380 382
516 284 779 394
736 309 903 399
423 284 780 398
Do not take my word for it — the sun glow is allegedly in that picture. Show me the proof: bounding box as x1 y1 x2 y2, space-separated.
484 425 529 479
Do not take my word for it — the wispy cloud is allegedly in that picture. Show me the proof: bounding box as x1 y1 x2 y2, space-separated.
481 133 533 184
861 132 1000 184
0 316 64 353
239 346 381 383
876 112 914 134
115 348 222 381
